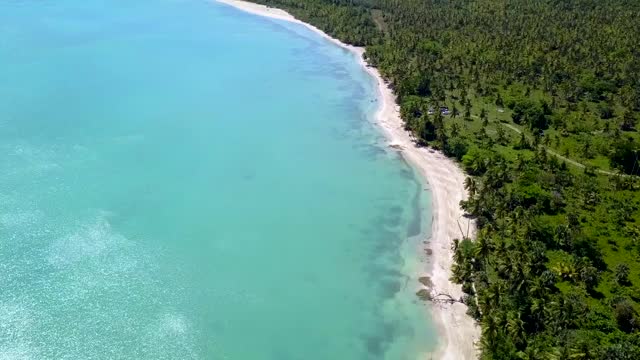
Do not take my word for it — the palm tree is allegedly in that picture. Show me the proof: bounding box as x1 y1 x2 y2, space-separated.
464 177 478 197
480 313 500 351
506 311 525 346
473 233 492 267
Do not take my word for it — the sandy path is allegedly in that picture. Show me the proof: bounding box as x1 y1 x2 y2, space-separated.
215 0 480 358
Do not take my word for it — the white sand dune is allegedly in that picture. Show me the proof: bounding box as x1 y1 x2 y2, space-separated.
215 0 480 358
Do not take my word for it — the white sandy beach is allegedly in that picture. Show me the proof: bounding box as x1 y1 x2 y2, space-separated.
215 0 480 358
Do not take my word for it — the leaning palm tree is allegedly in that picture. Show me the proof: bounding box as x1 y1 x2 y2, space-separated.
464 177 478 197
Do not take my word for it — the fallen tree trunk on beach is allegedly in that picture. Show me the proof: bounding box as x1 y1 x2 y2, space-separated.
417 276 465 304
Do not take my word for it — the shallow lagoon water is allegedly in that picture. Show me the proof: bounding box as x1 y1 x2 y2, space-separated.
0 1 437 358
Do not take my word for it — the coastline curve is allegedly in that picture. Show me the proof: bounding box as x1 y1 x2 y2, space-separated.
214 0 480 358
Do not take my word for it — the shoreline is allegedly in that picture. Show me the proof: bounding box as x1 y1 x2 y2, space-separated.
215 0 480 358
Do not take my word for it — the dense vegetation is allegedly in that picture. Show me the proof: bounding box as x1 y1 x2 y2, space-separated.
247 0 640 358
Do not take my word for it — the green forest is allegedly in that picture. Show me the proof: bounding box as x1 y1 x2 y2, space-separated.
247 0 640 358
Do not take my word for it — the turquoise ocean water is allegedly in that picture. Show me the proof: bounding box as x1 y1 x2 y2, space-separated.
0 0 437 358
